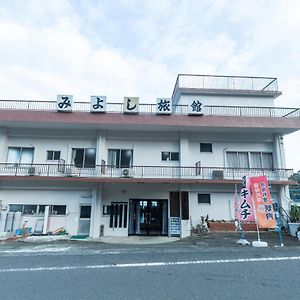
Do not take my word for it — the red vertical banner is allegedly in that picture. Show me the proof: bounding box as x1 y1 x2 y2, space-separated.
238 176 255 222
249 176 277 228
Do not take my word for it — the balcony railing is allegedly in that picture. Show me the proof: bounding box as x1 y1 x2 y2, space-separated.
0 99 299 118
0 163 293 182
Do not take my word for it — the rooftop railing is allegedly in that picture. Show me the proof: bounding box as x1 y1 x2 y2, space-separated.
0 99 299 118
0 163 294 182
172 74 279 98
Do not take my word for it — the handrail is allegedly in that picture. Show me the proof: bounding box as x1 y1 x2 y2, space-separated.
0 163 294 181
0 99 299 117
279 206 291 229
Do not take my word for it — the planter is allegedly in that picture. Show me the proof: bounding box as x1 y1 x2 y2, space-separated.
209 222 262 232
288 222 300 237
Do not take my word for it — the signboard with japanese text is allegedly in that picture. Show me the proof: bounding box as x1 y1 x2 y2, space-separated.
123 97 139 114
188 100 204 115
250 176 277 228
90 96 106 113
169 217 181 235
57 95 73 112
156 98 172 114
238 176 255 222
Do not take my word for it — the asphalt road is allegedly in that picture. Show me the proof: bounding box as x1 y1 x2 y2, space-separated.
0 234 300 300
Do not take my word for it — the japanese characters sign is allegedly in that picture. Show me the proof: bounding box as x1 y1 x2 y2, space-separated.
123 97 139 114
156 98 172 115
90 96 106 113
57 95 73 112
250 176 277 228
188 100 204 115
238 176 255 222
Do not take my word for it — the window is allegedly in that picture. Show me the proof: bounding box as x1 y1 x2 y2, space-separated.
72 148 96 168
7 147 34 165
198 194 211 205
9 204 23 212
161 151 179 161
108 149 133 168
9 204 67 215
23 205 37 215
103 205 111 216
47 150 61 161
51 205 66 215
227 151 273 169
200 143 212 153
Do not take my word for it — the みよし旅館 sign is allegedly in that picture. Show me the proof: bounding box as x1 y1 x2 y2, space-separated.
56 95 205 115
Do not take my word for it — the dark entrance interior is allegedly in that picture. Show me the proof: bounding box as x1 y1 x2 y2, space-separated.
128 199 168 236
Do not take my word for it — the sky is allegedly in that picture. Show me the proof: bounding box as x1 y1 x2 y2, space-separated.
0 0 299 170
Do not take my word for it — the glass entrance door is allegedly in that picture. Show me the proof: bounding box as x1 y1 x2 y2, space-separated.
78 205 91 235
129 199 168 236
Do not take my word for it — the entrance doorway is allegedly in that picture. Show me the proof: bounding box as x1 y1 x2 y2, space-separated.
78 204 91 235
128 199 168 236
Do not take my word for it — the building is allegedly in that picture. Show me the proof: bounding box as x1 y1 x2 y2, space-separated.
0 74 299 238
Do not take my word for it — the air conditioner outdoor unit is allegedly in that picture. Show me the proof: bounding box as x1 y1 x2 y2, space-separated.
28 167 36 176
122 168 133 178
212 170 224 180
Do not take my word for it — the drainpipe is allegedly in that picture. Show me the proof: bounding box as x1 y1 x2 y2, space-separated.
223 147 228 168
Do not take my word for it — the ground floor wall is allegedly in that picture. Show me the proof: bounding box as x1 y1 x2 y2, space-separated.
0 180 281 238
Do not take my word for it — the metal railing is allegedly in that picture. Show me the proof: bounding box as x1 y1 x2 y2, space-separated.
172 74 279 97
0 99 299 118
0 163 294 181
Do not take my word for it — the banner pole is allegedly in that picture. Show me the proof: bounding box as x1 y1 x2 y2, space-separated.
236 181 250 245
250 176 269 247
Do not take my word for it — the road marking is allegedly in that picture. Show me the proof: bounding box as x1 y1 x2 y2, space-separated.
0 256 300 273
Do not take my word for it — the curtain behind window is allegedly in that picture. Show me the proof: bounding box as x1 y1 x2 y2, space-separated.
238 152 249 168
250 152 262 168
262 153 273 169
226 152 238 167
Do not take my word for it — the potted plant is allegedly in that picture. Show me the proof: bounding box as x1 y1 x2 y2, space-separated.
288 205 300 237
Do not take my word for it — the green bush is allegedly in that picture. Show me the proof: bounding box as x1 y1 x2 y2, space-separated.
290 205 300 223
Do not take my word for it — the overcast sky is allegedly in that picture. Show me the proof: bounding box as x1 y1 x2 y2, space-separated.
0 0 299 170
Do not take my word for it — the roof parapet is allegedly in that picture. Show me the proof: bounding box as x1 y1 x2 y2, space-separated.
172 74 282 103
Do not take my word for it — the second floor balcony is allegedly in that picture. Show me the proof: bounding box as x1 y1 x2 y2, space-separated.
0 163 294 184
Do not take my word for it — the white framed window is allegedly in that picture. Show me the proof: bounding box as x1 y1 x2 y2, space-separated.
7 147 34 165
9 204 67 215
108 149 133 168
161 151 179 161
72 148 96 168
198 194 211 205
226 151 273 169
47 150 61 161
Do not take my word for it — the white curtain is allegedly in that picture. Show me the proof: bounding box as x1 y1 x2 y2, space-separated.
7 148 20 163
250 152 262 168
226 152 238 167
108 149 118 166
20 148 34 164
262 153 273 169
7 147 33 164
238 152 249 168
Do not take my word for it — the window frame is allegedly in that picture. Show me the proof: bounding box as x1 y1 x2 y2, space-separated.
200 143 213 153
197 193 211 205
47 150 61 161
161 151 180 162
226 151 273 169
72 148 96 168
7 147 34 165
108 149 133 168
9 204 67 216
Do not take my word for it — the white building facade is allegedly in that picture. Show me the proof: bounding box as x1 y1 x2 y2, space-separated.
0 74 299 238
